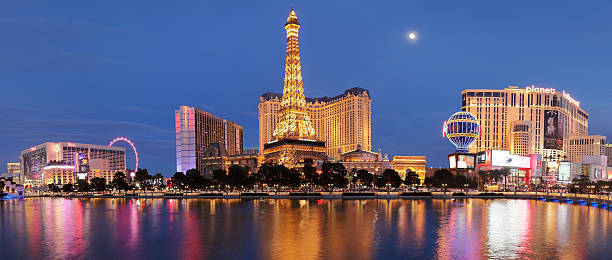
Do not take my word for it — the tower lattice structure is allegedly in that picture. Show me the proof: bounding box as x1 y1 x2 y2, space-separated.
263 9 327 168
272 10 316 139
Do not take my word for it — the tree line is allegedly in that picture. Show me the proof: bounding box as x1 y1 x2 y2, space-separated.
47 169 165 192
166 162 422 191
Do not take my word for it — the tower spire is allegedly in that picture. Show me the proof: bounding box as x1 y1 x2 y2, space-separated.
273 9 316 139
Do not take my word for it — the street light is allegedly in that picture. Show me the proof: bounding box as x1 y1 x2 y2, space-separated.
442 183 448 198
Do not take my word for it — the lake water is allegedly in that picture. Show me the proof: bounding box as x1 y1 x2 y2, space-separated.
1 198 612 259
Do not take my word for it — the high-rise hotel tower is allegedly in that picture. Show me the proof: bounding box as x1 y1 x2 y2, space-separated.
259 11 372 161
261 10 328 168
461 86 588 161
175 106 243 173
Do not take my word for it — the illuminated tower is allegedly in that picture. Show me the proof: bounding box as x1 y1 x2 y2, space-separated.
263 9 327 168
273 9 316 139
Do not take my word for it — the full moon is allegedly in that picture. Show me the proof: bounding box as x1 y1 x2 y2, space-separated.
408 32 417 41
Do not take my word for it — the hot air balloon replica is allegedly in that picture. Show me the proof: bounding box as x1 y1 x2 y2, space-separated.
442 111 481 170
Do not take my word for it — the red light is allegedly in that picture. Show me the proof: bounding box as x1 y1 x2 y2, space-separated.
316 170 323 175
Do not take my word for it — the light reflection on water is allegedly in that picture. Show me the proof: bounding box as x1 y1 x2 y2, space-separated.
1 198 612 259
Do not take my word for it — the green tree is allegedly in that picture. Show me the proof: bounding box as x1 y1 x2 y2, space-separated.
355 169 374 188
302 164 318 187
90 177 107 192
403 169 421 187
382 169 402 188
111 171 130 190
48 183 61 193
62 183 74 193
281 168 302 188
212 169 228 188
570 174 591 193
134 168 152 189
186 169 204 190
374 175 386 188
228 165 249 189
152 173 165 188
256 163 291 188
321 162 348 189
425 169 469 189
171 172 188 190
76 179 90 192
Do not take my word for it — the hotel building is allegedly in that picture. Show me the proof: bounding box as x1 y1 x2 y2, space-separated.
606 144 612 167
259 87 372 160
200 143 259 177
567 135 606 164
175 106 244 173
20 142 126 187
42 164 78 185
338 146 392 175
6 163 20 183
461 86 588 162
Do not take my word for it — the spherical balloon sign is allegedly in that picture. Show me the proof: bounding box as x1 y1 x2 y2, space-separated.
442 111 481 152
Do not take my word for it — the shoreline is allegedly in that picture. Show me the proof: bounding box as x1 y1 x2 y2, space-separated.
16 192 612 206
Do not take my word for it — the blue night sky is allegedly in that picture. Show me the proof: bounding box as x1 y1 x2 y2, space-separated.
1 1 611 175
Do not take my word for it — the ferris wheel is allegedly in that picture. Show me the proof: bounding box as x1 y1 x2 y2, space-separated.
108 137 139 170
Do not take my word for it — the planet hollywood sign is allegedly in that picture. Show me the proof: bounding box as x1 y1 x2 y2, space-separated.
525 86 580 107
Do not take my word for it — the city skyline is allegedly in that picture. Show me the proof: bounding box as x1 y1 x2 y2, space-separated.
2 2 612 175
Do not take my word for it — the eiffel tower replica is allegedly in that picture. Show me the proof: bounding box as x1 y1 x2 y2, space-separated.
263 9 327 168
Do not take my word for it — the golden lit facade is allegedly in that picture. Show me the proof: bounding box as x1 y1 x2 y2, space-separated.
391 156 427 182
260 88 372 160
43 165 76 185
338 146 392 174
272 10 316 140
20 142 126 187
262 10 327 168
200 143 259 177
462 86 588 162
568 135 606 164
510 121 532 156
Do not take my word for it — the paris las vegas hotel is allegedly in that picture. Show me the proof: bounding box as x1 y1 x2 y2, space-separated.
461 85 606 165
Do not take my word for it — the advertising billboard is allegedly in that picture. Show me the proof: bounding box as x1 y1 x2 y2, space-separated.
490 150 530 168
544 110 563 150
449 154 476 169
76 153 89 180
558 161 571 182
477 151 486 164
457 154 475 169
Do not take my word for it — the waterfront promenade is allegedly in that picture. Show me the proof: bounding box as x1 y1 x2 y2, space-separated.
20 191 612 207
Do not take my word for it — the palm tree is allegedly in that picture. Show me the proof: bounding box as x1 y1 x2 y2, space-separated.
497 168 511 191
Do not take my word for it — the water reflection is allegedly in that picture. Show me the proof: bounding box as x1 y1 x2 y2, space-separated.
1 198 612 259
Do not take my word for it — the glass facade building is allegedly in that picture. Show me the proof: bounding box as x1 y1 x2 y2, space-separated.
175 106 244 174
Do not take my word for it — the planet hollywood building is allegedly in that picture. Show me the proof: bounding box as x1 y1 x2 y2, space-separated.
461 86 588 163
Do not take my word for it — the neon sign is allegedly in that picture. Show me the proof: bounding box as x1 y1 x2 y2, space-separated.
525 86 580 107
525 86 555 94
562 91 580 107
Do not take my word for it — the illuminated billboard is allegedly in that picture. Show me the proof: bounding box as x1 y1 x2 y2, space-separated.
490 150 530 168
449 153 476 169
457 154 475 169
558 162 571 181
544 110 563 150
